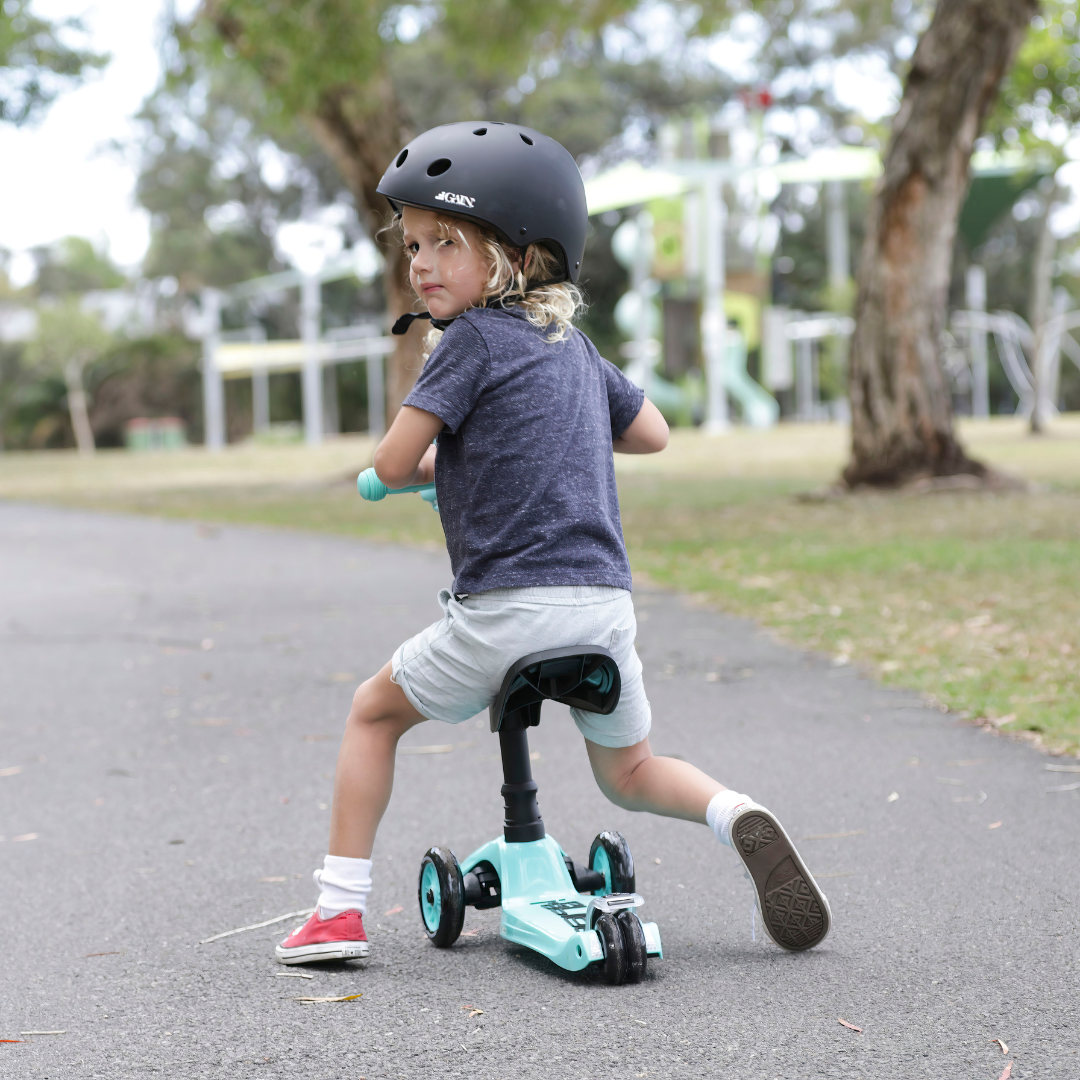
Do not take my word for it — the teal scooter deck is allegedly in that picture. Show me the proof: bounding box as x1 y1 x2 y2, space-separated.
460 835 662 972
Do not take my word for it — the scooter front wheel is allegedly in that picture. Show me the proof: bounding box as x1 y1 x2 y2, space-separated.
418 847 465 948
594 912 627 985
616 909 648 983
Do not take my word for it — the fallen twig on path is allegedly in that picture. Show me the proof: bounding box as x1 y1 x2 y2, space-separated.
198 908 314 945
294 994 362 1004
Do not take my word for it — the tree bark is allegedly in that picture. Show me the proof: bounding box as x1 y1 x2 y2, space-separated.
306 76 426 420
843 0 1037 488
64 359 95 455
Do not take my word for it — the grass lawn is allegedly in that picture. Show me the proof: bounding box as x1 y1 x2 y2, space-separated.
3 416 1077 754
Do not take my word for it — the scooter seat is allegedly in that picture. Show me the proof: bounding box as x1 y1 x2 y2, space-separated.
489 646 621 732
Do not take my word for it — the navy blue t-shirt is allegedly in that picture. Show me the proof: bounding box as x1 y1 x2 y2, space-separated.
402 306 644 594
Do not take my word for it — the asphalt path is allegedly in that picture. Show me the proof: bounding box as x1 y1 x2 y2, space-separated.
1 502 1077 1080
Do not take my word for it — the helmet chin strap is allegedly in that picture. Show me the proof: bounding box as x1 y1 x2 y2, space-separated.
391 279 567 337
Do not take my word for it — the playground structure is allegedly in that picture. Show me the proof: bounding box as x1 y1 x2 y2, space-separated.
946 264 1080 420
195 133 1067 448
199 252 394 450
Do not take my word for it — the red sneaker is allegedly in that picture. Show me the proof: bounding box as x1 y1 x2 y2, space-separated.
275 910 369 964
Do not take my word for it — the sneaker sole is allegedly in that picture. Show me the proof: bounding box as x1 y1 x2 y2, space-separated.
275 940 369 965
732 809 831 951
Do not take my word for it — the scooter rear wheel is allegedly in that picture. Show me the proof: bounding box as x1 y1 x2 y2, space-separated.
616 909 648 983
588 831 636 895
594 913 626 985
418 847 465 948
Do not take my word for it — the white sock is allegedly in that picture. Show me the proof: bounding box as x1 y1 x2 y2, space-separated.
314 855 372 919
706 790 761 847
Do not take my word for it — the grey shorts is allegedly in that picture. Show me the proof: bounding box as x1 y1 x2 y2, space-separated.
391 585 651 749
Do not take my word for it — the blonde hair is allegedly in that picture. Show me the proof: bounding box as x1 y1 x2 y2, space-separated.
389 212 586 359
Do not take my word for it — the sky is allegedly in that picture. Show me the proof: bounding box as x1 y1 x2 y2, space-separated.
0 0 192 281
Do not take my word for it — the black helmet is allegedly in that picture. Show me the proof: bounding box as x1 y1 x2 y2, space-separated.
376 121 588 284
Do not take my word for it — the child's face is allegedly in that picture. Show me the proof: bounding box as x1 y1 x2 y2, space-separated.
402 206 487 320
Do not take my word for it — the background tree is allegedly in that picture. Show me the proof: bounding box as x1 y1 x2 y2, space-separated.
23 300 112 454
843 0 1038 488
191 0 732 416
0 0 106 125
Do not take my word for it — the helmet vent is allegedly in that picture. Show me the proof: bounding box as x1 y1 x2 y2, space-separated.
426 158 452 177
519 133 534 145
395 149 408 168
472 127 487 136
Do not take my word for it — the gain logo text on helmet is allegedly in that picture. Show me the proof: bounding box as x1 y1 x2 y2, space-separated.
376 122 588 284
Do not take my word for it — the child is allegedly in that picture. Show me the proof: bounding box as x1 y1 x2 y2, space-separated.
277 122 830 965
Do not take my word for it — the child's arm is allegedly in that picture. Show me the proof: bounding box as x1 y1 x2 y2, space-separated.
372 405 444 488
613 398 669 455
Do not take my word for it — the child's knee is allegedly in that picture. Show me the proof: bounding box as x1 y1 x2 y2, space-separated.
348 675 391 726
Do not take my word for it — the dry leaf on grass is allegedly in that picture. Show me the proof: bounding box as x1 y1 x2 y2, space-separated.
997 1063 1012 1080
991 1038 1009 1054
837 1018 862 1033
294 994 362 1004
383 905 404 916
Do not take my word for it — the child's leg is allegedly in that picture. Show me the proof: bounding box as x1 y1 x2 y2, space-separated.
276 662 426 964
585 736 722 824
329 660 426 858
586 736 831 951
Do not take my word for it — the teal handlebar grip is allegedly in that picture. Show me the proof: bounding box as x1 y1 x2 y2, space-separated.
357 467 437 504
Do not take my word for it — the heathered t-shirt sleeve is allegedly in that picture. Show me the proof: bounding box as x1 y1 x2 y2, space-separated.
402 319 490 433
585 334 645 439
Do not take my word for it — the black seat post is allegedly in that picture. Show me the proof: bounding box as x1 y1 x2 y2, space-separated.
499 709 545 843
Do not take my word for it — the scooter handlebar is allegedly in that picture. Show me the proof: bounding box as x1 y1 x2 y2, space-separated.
356 467 435 502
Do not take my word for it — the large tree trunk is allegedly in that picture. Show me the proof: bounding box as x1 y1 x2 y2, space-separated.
212 6 425 425
307 77 426 422
843 0 1036 488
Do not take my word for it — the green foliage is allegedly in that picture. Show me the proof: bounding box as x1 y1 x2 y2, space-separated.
23 300 111 375
89 334 203 448
133 48 366 291
0 0 106 125
30 237 125 296
987 0 1080 157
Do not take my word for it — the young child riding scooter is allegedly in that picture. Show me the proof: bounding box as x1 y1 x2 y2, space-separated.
277 122 830 964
